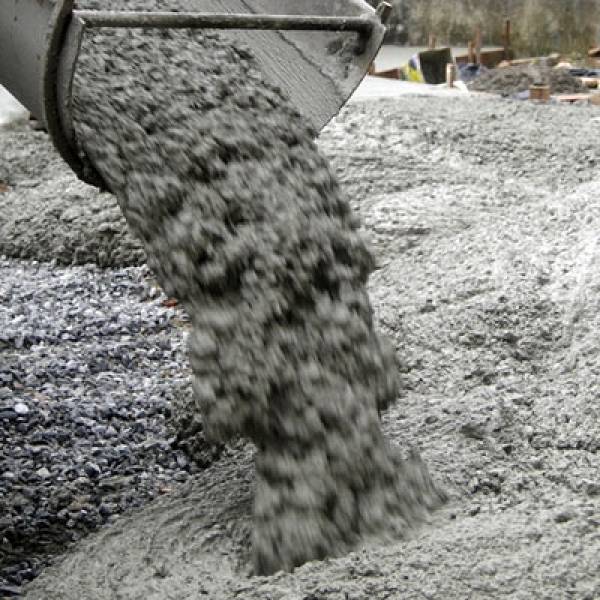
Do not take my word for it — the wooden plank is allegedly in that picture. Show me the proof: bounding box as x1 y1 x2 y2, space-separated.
554 93 591 103
455 49 505 69
371 67 403 80
467 40 475 64
446 63 457 87
496 54 561 68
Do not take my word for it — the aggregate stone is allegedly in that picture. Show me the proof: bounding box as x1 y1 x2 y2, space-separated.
0 259 219 589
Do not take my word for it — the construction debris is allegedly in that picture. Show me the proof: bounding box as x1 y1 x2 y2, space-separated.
497 53 561 69
455 48 505 69
529 83 551 102
469 64 586 97
554 93 595 104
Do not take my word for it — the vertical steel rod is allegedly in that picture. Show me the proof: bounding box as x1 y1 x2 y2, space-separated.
73 11 376 34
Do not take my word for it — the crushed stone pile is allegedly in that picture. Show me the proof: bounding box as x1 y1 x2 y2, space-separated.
469 64 587 96
0 260 211 589
56 0 444 577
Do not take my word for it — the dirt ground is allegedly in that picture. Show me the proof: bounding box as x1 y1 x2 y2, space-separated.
2 93 600 598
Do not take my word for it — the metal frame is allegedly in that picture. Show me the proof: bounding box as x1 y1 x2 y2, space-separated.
73 11 378 33
49 2 392 188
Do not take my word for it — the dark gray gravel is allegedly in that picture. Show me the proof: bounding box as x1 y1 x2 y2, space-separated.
0 258 222 589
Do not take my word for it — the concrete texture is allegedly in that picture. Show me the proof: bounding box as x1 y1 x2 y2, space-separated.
1 1 600 592
6 91 597 598
63 0 443 578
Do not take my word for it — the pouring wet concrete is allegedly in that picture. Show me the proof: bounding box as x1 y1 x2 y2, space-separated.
52 0 444 579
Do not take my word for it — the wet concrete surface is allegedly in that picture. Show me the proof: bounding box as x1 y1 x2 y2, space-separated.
1 75 599 600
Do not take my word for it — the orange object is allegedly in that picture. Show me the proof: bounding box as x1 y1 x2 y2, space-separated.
370 67 403 79
529 84 550 102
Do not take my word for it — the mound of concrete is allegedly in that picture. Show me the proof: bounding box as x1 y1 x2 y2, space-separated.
469 64 586 96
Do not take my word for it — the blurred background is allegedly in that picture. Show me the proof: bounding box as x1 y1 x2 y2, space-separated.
369 0 600 57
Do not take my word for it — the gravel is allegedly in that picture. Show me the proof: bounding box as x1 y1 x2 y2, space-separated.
0 258 224 588
1 88 599 597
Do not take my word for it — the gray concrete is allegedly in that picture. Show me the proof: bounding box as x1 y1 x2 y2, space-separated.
1 7 600 596
7 92 599 599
